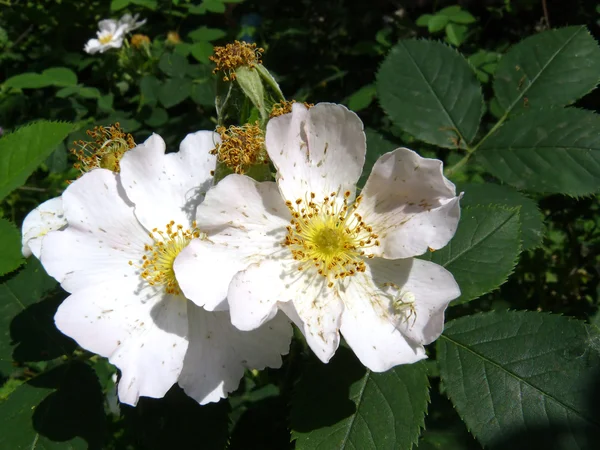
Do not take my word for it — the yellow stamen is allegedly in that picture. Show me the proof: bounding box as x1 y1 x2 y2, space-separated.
209 40 264 82
129 220 204 296
270 100 314 118
283 191 379 288
166 31 181 44
70 123 136 176
99 34 113 45
211 122 268 174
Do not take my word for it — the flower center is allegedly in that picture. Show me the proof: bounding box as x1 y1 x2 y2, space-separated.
99 34 113 45
70 123 136 176
284 191 379 288
130 221 203 296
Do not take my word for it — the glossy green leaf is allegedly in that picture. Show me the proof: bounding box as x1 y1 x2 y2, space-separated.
159 52 190 78
460 183 544 250
110 0 130 10
377 39 483 148
0 218 24 276
140 75 161 106
428 15 448 33
438 311 600 448
292 347 429 450
426 206 521 304
494 26 600 116
188 26 226 42
478 108 600 195
0 121 73 202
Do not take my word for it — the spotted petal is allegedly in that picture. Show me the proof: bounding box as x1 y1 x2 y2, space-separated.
356 147 461 259
266 102 366 202
21 196 66 259
178 305 292 404
120 132 219 232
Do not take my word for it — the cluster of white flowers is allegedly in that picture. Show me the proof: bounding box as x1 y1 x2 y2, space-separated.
22 103 461 406
84 13 146 54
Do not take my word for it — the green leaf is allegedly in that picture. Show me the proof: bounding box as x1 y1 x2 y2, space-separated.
292 348 429 450
140 75 161 106
110 0 130 10
437 5 461 16
204 0 226 13
41 67 77 87
0 361 108 449
415 14 432 27
478 108 600 196
448 10 476 24
159 78 192 108
159 52 190 78
0 121 73 202
45 142 68 173
144 107 168 127
494 26 600 116
426 206 521 305
190 41 214 64
131 0 158 9
438 311 600 448
4 73 49 89
445 23 468 47
460 183 544 250
0 259 58 365
428 15 448 33
377 39 483 149
0 218 24 276
347 84 376 112
191 82 216 107
188 26 226 42
97 93 114 112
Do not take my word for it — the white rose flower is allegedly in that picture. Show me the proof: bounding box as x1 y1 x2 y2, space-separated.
174 103 462 372
40 131 292 405
83 14 146 54
21 197 66 258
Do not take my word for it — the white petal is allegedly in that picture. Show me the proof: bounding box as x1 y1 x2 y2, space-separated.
227 258 343 364
54 285 188 406
366 257 460 345
195 174 290 239
120 132 218 231
84 39 102 54
340 272 427 372
357 148 461 259
98 19 118 33
21 196 66 259
40 170 148 292
178 305 292 405
266 103 366 202
174 238 259 311
175 175 289 310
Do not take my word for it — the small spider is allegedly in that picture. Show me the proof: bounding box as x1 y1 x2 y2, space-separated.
383 283 417 328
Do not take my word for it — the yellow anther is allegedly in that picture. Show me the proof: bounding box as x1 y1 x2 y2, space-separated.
210 122 267 174
269 100 314 118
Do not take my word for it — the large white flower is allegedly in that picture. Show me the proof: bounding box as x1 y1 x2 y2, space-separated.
40 131 292 405
21 197 66 258
84 14 145 54
174 103 461 371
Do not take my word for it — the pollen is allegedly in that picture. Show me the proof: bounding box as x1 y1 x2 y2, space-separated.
130 221 204 296
70 123 136 176
209 40 264 82
270 100 314 118
210 121 268 174
283 191 379 288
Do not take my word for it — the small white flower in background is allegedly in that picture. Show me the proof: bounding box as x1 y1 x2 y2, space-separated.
39 131 292 406
84 13 146 54
21 197 66 259
175 103 462 372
